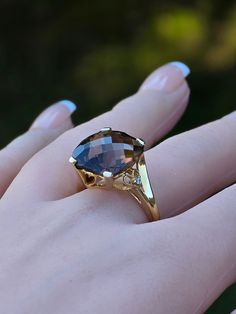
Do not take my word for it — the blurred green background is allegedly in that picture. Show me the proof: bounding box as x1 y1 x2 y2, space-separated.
0 0 235 312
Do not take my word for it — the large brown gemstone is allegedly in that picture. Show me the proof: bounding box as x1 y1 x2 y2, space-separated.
72 130 144 175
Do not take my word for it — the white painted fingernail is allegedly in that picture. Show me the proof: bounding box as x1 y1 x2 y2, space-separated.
170 61 191 77
58 100 77 114
31 100 77 129
141 61 190 92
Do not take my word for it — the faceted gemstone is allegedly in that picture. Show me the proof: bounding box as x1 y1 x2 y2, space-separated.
72 130 144 175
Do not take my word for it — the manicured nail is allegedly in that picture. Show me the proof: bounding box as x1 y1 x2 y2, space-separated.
140 61 190 92
31 100 77 129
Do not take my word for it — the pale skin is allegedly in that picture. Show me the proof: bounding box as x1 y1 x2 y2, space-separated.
0 62 235 314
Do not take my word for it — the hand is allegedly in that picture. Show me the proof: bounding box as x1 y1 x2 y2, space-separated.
0 62 235 314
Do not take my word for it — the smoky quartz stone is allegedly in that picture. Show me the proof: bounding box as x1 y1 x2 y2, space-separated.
72 130 144 175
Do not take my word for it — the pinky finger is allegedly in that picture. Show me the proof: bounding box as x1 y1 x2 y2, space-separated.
0 100 76 196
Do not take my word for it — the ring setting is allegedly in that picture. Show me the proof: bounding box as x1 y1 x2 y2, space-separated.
69 128 160 221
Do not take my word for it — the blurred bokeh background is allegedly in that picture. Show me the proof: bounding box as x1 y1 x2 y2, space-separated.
0 0 235 312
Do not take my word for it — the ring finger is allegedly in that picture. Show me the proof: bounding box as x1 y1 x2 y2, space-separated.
59 110 236 224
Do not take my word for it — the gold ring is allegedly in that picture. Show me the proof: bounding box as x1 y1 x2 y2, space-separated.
69 128 160 221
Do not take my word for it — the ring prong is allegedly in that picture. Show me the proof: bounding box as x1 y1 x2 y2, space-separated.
69 156 77 165
136 138 145 146
101 127 112 132
103 171 113 178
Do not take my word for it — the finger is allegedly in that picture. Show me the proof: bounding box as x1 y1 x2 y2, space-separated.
56 112 236 223
146 110 236 218
147 183 236 313
5 62 190 203
52 110 236 225
0 100 76 196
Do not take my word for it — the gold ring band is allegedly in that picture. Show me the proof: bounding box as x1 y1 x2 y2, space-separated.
69 128 160 221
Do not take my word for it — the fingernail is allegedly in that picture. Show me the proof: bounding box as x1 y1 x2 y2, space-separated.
31 100 77 129
140 61 190 92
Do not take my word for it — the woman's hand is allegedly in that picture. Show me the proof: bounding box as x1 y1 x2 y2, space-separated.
0 62 235 314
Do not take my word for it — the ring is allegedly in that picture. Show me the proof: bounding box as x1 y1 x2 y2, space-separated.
69 128 160 221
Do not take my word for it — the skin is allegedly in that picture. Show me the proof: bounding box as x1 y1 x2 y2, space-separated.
0 64 235 313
